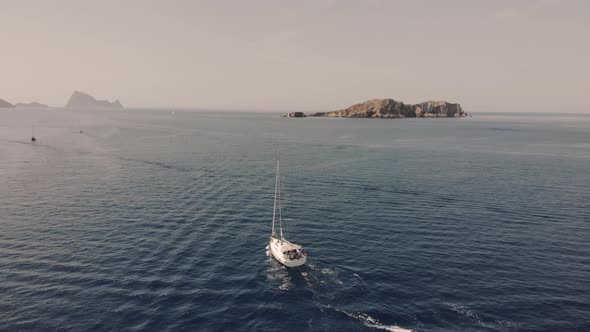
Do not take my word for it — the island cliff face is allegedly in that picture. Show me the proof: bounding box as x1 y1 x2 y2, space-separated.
309 99 466 118
0 98 14 108
66 91 123 108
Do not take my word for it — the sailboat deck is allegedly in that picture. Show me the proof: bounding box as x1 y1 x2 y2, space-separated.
272 237 302 251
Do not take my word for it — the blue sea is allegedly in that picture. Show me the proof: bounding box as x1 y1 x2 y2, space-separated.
1 109 589 331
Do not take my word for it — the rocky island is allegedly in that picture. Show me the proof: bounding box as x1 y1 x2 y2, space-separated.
308 98 466 118
15 101 49 108
0 98 14 108
66 90 123 108
282 112 307 118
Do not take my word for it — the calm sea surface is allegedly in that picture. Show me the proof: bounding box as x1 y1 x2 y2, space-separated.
1 109 589 331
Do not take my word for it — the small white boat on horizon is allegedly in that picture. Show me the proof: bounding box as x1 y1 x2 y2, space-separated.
267 157 307 267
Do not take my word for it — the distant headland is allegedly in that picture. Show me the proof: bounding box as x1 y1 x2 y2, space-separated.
15 101 49 108
1 98 49 108
284 98 467 118
0 98 14 108
66 91 123 108
2 91 123 109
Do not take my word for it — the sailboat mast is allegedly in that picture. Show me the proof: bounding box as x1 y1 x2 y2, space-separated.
271 158 279 236
278 159 284 239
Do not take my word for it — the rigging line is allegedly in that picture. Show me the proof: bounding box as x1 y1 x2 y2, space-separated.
271 158 279 236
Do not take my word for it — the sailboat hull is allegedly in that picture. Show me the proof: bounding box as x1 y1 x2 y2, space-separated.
269 237 306 267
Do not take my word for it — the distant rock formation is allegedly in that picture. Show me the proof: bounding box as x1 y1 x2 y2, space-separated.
66 90 123 108
309 98 466 118
15 101 49 108
282 112 307 118
413 101 465 118
0 98 14 108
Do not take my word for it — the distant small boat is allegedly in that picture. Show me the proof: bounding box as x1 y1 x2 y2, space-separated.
267 157 307 267
31 125 37 142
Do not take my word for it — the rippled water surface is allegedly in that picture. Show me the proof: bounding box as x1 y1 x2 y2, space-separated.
1 109 589 331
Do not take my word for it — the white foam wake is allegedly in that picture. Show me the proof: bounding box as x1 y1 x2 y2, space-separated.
333 307 413 332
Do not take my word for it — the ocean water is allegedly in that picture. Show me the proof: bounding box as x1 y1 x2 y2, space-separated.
1 109 589 332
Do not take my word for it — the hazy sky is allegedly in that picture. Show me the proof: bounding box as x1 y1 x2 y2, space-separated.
1 0 589 111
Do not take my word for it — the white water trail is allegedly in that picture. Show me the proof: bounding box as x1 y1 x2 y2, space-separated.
332 307 414 332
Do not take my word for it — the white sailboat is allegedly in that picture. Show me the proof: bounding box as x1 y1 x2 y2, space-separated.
267 158 308 267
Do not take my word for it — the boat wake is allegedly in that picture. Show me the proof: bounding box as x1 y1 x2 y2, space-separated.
328 306 414 332
303 263 344 286
264 258 293 291
299 260 414 331
447 303 518 330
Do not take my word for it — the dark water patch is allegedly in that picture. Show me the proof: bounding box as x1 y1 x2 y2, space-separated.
115 156 191 172
487 127 521 132
4 139 60 151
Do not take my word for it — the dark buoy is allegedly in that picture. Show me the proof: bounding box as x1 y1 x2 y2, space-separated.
31 136 36 142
